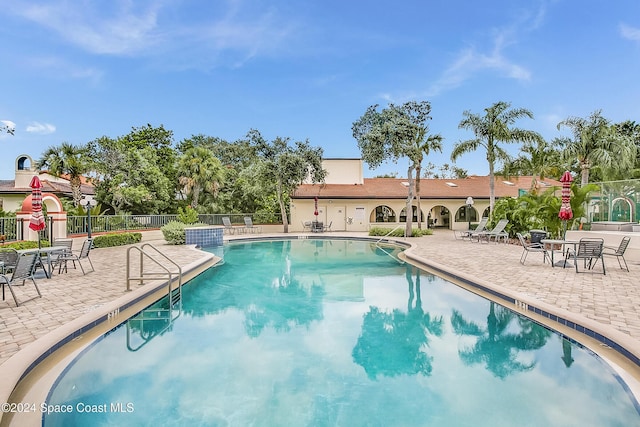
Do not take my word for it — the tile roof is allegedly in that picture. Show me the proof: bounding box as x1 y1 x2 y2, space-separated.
292 175 562 199
0 179 94 196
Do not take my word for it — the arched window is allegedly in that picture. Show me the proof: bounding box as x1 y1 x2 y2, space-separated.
455 206 478 222
399 206 424 222
370 205 396 222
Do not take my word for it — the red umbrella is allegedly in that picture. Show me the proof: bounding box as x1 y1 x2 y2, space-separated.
314 196 319 217
29 176 46 249
558 171 573 221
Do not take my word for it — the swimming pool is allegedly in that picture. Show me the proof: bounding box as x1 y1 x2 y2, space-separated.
39 239 640 426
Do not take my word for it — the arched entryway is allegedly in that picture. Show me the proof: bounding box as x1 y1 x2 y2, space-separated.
370 205 397 223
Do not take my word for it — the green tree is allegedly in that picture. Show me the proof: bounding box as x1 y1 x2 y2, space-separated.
557 110 636 185
452 101 543 215
353 101 440 235
87 125 176 214
177 146 225 210
503 138 563 189
245 129 326 233
37 142 92 206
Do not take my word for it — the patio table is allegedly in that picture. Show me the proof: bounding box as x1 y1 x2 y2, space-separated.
540 239 579 268
17 246 67 278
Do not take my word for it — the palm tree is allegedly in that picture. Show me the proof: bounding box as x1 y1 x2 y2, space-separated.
557 110 637 185
177 146 225 209
37 142 91 206
451 101 543 215
503 138 563 191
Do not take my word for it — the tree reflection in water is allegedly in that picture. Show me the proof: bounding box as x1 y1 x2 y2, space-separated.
451 302 552 378
352 266 444 379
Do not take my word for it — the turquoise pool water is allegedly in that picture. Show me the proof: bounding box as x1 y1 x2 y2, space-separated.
44 239 640 426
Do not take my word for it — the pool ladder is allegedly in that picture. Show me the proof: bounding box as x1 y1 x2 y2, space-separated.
375 225 405 265
125 243 183 307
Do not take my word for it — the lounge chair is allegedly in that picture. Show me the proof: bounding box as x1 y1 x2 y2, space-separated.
567 238 605 274
517 233 550 265
243 217 262 234
302 221 312 232
222 217 244 235
603 236 631 272
0 252 41 306
472 219 509 243
323 221 333 232
57 239 95 275
456 217 488 240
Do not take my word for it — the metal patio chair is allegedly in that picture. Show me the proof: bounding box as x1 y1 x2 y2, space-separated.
568 238 606 274
222 217 243 234
517 233 550 265
0 247 19 274
57 239 95 275
1 252 41 306
243 216 262 233
603 236 631 272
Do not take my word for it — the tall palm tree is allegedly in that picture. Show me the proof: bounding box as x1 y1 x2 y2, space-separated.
558 111 637 185
177 146 225 209
451 101 542 215
37 142 91 206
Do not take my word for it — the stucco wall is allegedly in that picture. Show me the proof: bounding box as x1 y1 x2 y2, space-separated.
290 198 490 232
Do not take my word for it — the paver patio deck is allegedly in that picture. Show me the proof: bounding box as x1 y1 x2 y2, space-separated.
1 229 639 393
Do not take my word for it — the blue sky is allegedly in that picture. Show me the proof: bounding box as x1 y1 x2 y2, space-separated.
1 0 640 180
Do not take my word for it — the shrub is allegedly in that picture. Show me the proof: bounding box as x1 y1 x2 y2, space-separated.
1 240 49 250
92 232 142 248
161 221 187 245
368 227 432 237
177 206 199 224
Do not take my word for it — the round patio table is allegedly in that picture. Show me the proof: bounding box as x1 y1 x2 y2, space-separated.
540 239 579 268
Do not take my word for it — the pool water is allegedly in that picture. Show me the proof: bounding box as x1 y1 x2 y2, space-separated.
44 239 640 426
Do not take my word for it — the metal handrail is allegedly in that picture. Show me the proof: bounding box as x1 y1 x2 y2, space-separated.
125 244 183 307
374 225 406 264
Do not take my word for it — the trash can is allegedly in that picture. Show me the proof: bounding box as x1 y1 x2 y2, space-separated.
529 229 547 244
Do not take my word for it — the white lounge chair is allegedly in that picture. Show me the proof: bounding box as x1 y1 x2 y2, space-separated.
457 217 488 240
243 216 261 233
222 217 244 234
473 218 509 243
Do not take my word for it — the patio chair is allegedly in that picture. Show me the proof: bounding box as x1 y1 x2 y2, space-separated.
323 221 333 232
222 217 244 235
473 219 509 243
243 216 262 234
0 247 19 274
0 252 41 307
52 238 75 273
57 239 95 275
567 238 605 274
517 233 550 265
456 217 488 241
603 236 631 272
302 221 312 232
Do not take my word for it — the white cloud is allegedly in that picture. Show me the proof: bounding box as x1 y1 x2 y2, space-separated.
620 23 640 42
7 1 294 69
26 122 56 135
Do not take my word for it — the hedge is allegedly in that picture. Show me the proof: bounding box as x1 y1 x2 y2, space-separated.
92 232 142 248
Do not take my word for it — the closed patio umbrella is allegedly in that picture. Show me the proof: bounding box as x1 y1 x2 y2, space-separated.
29 176 46 249
559 171 573 239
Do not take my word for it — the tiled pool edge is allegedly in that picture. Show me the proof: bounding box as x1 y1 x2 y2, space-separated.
402 244 640 369
0 251 219 420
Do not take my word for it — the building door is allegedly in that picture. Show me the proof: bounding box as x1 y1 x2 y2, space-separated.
327 205 346 231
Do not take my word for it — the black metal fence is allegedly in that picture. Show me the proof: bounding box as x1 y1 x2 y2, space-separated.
0 213 280 242
0 217 54 243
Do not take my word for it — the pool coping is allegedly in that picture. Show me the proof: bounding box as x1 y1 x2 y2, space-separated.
0 249 219 424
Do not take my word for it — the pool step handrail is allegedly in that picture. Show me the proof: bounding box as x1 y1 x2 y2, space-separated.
375 225 406 264
125 244 183 308
125 304 181 352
